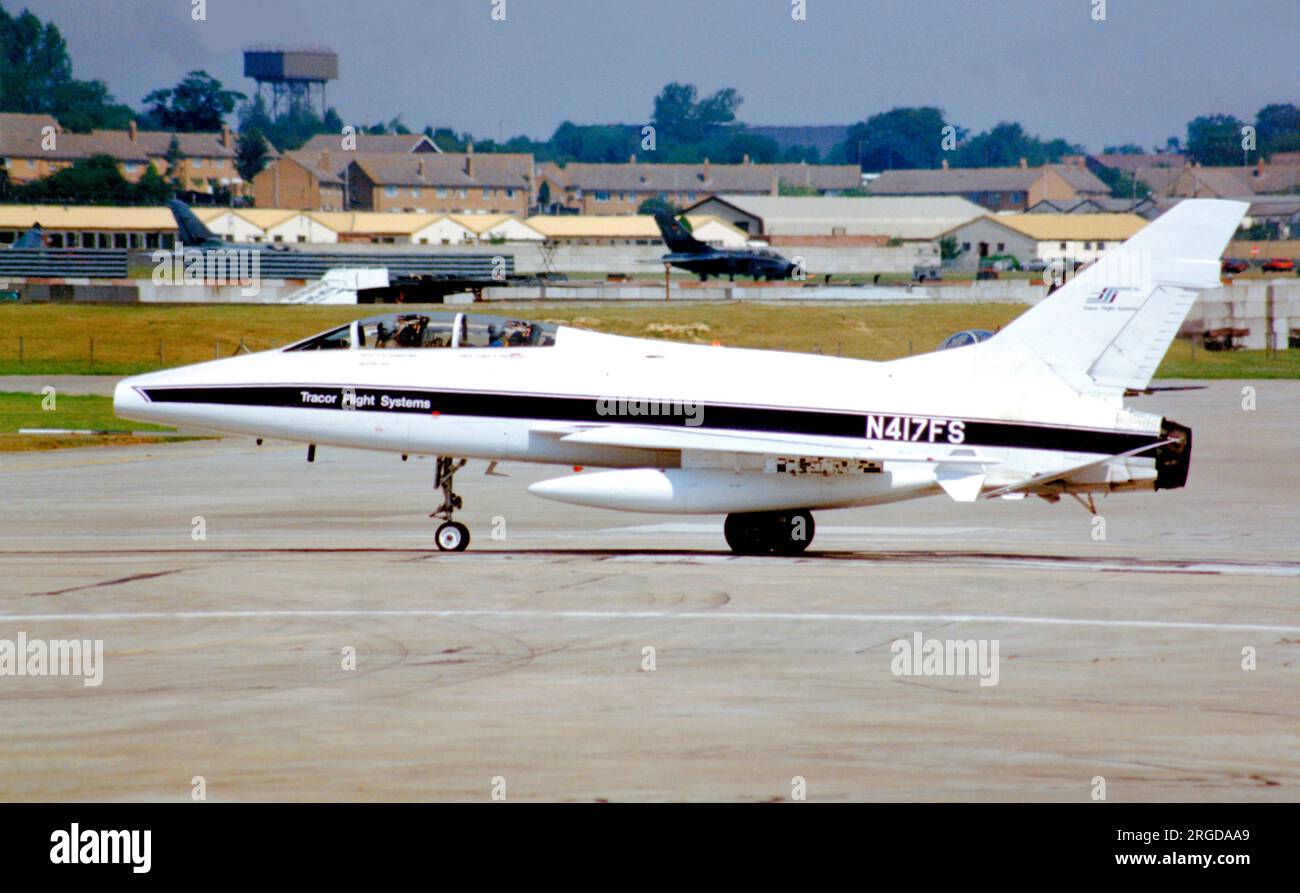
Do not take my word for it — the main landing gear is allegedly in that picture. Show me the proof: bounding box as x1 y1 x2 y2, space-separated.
431 456 469 552
723 509 815 556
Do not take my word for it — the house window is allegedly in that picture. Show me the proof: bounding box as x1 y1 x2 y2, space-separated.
505 188 514 199
594 191 610 203
458 188 467 198
1059 242 1067 250
412 187 421 198
124 162 140 174
962 242 971 252
192 158 204 168
483 187 493 198
1096 241 1105 249
1084 242 1092 250
436 187 448 198
687 192 696 201
997 242 1005 252
385 186 398 197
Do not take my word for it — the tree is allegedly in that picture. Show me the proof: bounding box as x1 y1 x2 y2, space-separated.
953 122 1080 168
0 4 133 128
361 117 411 135
651 82 742 144
1255 103 1300 157
843 107 951 171
235 128 270 183
711 131 779 164
1093 163 1151 202
143 70 245 132
134 163 171 204
163 135 185 192
549 122 637 163
20 154 129 204
638 196 678 218
1102 144 1145 156
427 127 467 152
1185 114 1247 166
237 94 342 152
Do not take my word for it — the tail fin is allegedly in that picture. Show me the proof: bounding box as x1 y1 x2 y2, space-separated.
167 199 225 248
12 224 43 249
989 199 1247 393
653 211 709 254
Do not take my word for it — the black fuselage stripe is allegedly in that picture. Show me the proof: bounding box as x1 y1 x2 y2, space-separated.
140 385 1159 455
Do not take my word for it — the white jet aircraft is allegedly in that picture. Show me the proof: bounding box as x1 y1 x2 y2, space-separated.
114 200 1247 554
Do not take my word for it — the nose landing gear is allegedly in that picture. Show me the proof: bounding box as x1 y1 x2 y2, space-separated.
723 509 815 556
431 456 470 551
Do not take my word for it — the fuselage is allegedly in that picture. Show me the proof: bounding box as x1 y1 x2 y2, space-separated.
114 313 1175 515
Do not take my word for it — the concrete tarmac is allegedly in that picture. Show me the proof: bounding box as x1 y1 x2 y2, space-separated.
1 380 1297 801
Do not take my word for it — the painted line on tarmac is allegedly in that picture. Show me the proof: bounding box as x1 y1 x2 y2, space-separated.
1 608 1298 635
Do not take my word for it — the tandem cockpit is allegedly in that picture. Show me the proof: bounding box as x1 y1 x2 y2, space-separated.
284 312 559 352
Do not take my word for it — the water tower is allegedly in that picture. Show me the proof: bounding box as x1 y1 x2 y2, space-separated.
243 45 339 117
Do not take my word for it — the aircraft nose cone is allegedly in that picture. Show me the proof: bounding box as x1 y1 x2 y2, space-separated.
113 375 150 423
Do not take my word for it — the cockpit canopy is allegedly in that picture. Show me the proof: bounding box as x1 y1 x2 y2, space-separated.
937 329 995 351
285 312 559 352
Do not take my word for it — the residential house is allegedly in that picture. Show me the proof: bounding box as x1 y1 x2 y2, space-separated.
536 157 862 215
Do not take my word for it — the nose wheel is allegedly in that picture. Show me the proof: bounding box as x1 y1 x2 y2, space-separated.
431 456 470 551
724 509 815 556
435 520 469 552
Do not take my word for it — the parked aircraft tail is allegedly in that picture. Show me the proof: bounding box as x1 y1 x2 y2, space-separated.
168 199 226 248
979 199 1248 394
653 211 710 255
12 224 43 249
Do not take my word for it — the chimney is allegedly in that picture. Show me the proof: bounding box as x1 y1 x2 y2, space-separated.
221 125 232 148
1018 157 1028 169
465 141 474 178
941 158 949 170
320 148 330 173
1256 159 1265 176
128 120 138 142
742 153 750 165
703 157 711 180
629 154 636 165
417 157 425 178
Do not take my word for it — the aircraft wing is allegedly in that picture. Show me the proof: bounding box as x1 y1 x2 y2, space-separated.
555 424 1001 466
658 252 735 263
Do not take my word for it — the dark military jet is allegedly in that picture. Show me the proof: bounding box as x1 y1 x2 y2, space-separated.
653 211 797 281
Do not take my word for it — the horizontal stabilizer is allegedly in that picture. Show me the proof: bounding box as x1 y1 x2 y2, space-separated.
982 439 1173 499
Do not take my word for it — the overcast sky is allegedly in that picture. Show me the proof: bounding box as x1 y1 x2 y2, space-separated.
18 0 1299 151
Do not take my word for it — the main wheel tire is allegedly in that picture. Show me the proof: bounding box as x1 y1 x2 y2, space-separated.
724 512 772 555
724 510 815 555
769 510 814 555
435 521 470 552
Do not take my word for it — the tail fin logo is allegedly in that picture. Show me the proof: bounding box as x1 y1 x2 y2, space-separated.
1087 287 1121 305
